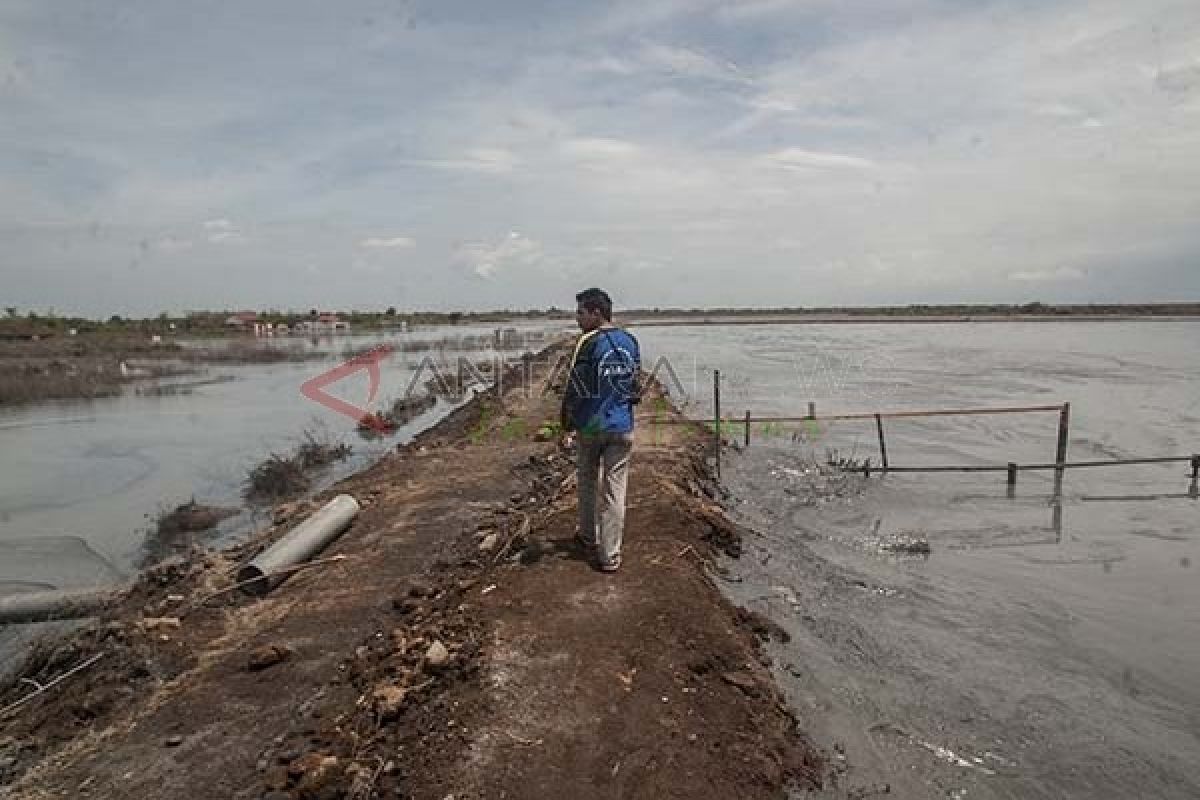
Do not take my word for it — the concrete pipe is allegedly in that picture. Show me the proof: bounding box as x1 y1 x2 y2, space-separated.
0 586 122 625
236 494 361 596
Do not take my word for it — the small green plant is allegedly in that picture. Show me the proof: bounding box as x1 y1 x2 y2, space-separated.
468 401 495 444
533 420 559 441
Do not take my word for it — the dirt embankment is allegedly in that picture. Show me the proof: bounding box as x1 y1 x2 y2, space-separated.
0 345 824 799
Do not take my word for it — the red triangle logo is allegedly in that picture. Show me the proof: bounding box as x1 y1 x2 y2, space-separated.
300 344 394 431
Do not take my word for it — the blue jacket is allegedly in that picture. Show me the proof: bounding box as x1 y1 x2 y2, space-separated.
561 327 641 434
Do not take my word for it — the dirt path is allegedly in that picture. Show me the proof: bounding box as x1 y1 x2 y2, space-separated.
1 346 823 799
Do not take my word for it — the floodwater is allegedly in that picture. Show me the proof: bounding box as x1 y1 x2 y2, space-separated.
0 322 564 593
639 321 1200 799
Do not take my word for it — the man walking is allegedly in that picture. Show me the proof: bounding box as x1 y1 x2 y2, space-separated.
560 288 641 573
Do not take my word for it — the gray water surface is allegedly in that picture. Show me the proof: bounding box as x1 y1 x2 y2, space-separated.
0 322 563 588
640 320 1199 799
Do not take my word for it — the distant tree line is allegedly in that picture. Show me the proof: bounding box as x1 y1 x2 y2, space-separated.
622 302 1200 318
0 306 574 339
1 301 1197 339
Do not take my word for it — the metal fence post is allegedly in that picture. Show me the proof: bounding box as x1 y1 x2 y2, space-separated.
875 413 889 471
713 369 721 480
1054 402 1071 497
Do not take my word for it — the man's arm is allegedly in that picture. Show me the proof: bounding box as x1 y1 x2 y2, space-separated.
628 332 643 405
560 380 577 432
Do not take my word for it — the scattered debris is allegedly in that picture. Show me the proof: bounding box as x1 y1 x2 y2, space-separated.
154 501 237 537
0 652 106 719
734 607 791 643
356 411 396 435
424 641 450 671
246 644 293 672
721 670 761 696
141 500 239 567
372 685 409 719
136 617 181 634
880 535 932 556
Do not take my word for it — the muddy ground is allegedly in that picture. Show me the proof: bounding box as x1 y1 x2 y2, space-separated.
0 345 824 799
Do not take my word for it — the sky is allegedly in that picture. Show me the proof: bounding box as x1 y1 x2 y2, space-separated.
2 0 1200 316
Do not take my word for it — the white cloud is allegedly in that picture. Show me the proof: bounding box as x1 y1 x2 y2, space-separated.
202 218 245 244
587 54 639 75
636 41 745 83
1008 267 1087 283
154 235 194 252
462 147 518 173
762 148 878 170
360 236 415 249
402 148 518 174
560 137 641 161
713 0 801 22
455 231 543 280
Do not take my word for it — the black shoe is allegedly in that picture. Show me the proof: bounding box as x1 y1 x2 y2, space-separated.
597 554 621 573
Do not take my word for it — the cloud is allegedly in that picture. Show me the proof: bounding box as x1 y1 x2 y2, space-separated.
360 236 415 249
201 218 246 244
1155 59 1200 98
560 137 641 162
762 148 878 170
713 0 802 22
461 147 518 173
586 55 639 75
402 148 518 174
455 231 544 280
154 235 194 252
5 0 1200 314
636 41 745 83
1008 267 1087 283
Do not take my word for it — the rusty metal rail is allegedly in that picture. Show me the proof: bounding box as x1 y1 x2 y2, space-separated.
743 404 1065 422
653 402 1064 425
847 455 1199 474
674 370 1198 494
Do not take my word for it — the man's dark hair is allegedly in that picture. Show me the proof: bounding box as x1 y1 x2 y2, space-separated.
575 287 613 321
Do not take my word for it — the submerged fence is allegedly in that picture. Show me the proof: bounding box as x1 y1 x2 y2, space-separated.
659 371 1200 493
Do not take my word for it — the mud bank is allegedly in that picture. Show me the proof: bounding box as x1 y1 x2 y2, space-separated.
0 345 823 799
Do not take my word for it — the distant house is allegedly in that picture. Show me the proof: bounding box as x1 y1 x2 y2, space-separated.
317 313 350 332
224 311 260 329
293 312 349 334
